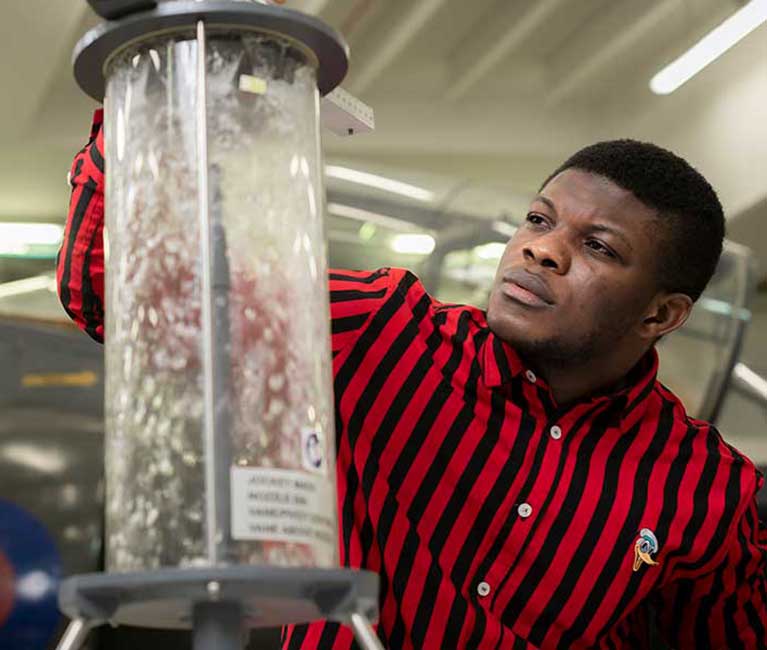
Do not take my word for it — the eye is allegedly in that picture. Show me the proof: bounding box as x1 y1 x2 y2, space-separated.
585 239 616 258
525 212 549 228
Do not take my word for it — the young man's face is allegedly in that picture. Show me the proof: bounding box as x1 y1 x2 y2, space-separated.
487 168 664 365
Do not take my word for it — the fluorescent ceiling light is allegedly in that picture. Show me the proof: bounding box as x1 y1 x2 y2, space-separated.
390 234 436 255
474 242 507 260
0 274 57 300
733 362 767 401
492 221 517 239
327 202 424 232
326 165 435 202
650 0 767 95
0 222 63 255
0 443 67 474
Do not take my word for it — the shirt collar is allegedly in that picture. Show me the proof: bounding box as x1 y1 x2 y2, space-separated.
480 327 659 407
481 331 526 387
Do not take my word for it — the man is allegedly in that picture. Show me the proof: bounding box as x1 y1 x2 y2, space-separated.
59 110 766 649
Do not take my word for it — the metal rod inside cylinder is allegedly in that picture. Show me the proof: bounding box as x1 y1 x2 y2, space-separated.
196 18 230 565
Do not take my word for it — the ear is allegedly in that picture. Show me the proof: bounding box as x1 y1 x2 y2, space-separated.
638 292 694 340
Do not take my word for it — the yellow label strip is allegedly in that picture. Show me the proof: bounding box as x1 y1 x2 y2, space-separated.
22 371 99 388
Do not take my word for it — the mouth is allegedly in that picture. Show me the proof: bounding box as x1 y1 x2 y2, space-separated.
500 269 555 308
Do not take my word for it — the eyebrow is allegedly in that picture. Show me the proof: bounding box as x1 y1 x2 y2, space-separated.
589 224 633 250
531 195 633 250
532 194 556 213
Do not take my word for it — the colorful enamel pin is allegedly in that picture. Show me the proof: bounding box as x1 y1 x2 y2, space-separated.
633 528 660 572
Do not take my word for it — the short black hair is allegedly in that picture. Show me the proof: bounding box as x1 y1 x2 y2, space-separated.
541 139 725 302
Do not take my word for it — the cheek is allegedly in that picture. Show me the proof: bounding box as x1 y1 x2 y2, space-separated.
565 267 639 322
588 280 647 328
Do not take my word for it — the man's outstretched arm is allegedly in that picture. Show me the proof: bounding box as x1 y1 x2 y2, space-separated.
57 109 106 343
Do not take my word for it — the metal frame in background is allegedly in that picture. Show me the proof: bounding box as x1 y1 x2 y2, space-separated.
695 240 758 423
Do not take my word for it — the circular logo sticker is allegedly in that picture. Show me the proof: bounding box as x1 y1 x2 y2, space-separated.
301 428 325 474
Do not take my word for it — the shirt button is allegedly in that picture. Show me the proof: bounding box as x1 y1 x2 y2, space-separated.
525 370 537 383
477 581 491 597
518 503 533 518
550 425 562 440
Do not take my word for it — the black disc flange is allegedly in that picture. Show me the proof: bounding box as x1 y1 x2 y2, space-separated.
73 1 349 100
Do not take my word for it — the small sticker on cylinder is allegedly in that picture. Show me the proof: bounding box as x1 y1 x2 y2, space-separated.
301 427 326 475
239 75 268 95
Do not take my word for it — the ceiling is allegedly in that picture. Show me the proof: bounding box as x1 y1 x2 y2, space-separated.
1 0 765 272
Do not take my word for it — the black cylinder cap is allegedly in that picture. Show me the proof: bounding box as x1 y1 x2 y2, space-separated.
87 0 158 20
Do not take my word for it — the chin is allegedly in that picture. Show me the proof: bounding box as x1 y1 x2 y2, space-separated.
487 292 571 362
488 304 531 348
487 289 542 342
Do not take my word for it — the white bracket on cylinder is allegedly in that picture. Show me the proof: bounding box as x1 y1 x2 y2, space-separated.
322 87 375 136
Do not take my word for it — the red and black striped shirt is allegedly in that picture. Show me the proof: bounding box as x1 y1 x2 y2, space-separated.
59 111 767 649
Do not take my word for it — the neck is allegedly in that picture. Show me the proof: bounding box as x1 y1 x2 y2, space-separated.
528 346 649 406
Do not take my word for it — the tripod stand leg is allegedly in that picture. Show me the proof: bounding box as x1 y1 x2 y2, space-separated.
192 602 244 650
349 613 385 650
55 618 92 650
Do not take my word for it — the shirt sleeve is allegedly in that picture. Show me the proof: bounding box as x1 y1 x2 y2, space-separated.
57 108 106 343
328 268 394 356
654 473 767 649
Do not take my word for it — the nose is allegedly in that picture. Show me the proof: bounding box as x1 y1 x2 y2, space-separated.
522 231 571 274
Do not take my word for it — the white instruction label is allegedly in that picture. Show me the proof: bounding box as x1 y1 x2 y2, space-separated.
230 467 336 553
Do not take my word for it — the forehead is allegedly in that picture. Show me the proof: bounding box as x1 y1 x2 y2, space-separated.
537 168 658 228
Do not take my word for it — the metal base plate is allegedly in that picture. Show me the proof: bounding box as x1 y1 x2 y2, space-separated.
59 566 379 630
73 1 349 100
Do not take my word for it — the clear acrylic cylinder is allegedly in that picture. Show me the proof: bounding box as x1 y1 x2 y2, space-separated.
103 29 337 572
